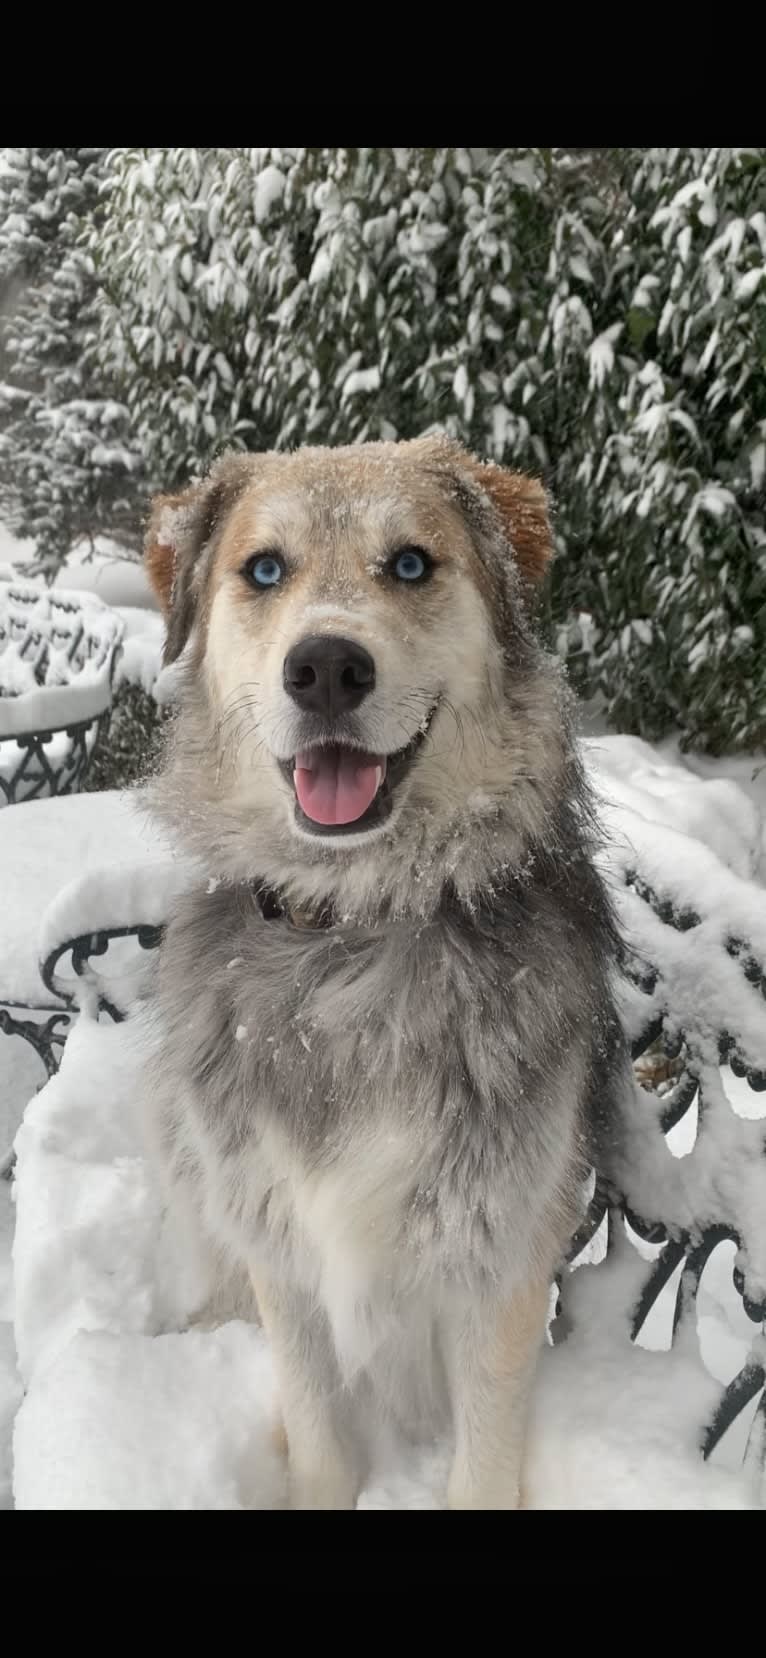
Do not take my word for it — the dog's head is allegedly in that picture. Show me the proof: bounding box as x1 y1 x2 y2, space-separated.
146 437 568 909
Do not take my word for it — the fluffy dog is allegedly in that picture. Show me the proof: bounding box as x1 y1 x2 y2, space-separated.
142 434 623 1509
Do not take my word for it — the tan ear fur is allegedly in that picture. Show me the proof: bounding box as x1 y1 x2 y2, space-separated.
457 458 554 593
143 454 255 664
145 489 195 615
144 482 218 664
407 434 553 594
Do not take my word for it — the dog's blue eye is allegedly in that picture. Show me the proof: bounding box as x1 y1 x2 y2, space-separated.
392 548 430 583
247 554 284 588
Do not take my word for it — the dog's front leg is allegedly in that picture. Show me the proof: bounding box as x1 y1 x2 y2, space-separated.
251 1269 360 1511
443 1278 551 1510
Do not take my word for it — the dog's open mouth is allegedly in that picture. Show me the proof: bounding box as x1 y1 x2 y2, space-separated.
279 704 438 837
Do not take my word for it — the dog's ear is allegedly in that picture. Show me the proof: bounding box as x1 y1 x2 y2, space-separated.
408 434 554 601
145 455 251 664
457 458 554 596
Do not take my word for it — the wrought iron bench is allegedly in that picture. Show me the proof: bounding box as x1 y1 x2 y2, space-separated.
0 579 128 1173
0 919 161 1170
0 783 176 1181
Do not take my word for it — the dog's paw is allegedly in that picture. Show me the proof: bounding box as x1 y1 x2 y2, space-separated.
289 1464 359 1511
447 1474 521 1511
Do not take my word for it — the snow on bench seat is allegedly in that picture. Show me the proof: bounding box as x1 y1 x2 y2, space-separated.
0 789 185 1007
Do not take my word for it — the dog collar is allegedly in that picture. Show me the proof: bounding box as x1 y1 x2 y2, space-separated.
253 882 334 931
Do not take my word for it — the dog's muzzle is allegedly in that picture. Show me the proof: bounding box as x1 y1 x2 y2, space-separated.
278 704 439 838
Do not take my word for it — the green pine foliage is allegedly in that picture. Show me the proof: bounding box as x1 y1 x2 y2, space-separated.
551 148 766 752
0 148 146 576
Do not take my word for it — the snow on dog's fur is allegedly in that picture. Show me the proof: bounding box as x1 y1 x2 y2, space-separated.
142 435 626 1509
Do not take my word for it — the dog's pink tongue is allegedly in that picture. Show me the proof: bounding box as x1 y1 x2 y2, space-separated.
294 748 385 826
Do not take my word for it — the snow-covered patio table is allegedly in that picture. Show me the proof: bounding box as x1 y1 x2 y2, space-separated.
0 575 124 807
6 736 766 1507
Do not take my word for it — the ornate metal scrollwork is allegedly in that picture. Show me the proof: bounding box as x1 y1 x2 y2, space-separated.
0 711 112 805
0 1004 74 1177
604 877 766 1469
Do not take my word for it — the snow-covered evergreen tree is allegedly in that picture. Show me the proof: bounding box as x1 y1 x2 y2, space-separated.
0 148 145 576
552 148 766 752
93 146 765 749
4 145 762 749
91 149 566 477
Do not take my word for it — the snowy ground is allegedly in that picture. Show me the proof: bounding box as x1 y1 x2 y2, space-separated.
579 704 766 876
0 524 158 612
0 529 764 1508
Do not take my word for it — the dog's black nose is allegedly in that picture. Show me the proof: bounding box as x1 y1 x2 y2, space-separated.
283 635 375 718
